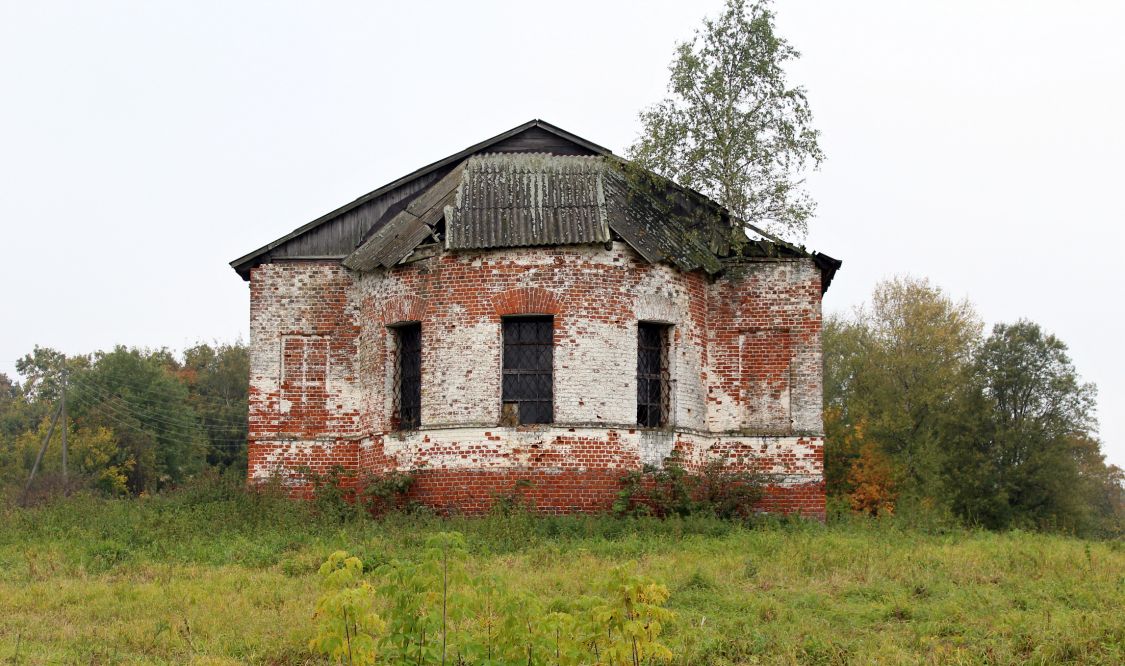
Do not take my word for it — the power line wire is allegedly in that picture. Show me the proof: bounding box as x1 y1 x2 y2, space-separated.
69 390 250 447
67 374 248 433
70 390 247 443
77 400 251 449
67 370 248 412
71 403 251 449
66 371 250 415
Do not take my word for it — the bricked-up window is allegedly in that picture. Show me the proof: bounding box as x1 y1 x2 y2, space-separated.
637 322 671 427
280 335 328 433
501 316 553 425
392 323 422 430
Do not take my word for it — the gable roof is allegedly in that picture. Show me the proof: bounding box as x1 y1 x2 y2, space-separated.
230 119 840 290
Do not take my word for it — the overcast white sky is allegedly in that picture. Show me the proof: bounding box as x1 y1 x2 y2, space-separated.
1 1 1121 465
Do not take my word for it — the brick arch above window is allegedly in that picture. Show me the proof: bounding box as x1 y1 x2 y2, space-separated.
380 295 427 326
635 294 680 325
491 287 562 318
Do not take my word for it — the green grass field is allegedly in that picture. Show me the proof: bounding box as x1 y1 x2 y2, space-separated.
1 481 1122 665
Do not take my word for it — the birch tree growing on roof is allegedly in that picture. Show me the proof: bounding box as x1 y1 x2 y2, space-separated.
628 0 823 241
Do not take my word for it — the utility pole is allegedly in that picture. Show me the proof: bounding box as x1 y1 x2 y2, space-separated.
22 402 62 505
61 368 69 493
21 366 69 504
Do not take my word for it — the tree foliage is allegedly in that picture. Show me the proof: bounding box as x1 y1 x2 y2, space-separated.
977 321 1096 440
72 347 207 492
846 440 897 517
827 277 981 508
825 278 1122 536
946 321 1104 531
628 0 823 240
1 342 248 498
13 420 132 495
178 342 250 469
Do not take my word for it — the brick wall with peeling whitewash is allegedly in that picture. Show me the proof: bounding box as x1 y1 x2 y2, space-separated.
247 243 826 517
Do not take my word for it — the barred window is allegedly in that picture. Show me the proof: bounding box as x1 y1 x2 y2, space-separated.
637 322 671 427
392 323 421 430
501 316 553 425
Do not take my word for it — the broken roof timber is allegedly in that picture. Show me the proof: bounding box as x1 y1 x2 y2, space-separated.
346 154 734 276
343 164 466 271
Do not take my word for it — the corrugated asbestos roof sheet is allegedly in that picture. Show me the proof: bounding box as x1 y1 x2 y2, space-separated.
343 153 734 274
445 154 612 250
441 154 725 273
602 168 724 274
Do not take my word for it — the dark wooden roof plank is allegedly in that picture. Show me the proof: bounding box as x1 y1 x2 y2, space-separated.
341 208 419 271
377 217 434 269
380 188 459 268
403 163 466 219
343 168 464 271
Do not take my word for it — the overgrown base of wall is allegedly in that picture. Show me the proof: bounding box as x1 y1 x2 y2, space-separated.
406 468 624 514
248 427 826 520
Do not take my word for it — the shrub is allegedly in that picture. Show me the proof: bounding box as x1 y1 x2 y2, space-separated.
846 442 897 517
358 470 415 516
613 452 764 520
490 478 537 516
302 465 359 523
695 459 765 520
309 550 385 665
299 466 418 521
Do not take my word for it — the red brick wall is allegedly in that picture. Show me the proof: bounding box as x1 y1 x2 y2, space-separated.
248 262 362 443
246 244 827 519
706 261 824 433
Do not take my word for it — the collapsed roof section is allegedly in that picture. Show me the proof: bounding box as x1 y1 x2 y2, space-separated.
232 119 840 290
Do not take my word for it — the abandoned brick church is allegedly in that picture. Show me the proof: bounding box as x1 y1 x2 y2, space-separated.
230 120 841 518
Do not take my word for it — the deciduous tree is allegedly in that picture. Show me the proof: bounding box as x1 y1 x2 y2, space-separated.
828 277 981 508
72 347 207 492
950 320 1106 532
629 0 823 240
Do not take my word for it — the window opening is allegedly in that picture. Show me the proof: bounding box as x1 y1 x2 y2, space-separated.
501 316 553 425
637 322 671 427
393 323 422 429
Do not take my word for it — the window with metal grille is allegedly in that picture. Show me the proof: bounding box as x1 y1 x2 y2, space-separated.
501 316 553 425
637 322 670 427
392 323 421 430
